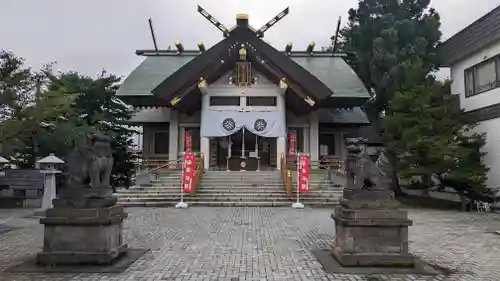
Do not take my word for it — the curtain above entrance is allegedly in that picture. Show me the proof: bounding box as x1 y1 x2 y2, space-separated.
201 109 286 137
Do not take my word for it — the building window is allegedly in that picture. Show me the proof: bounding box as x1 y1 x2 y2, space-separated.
464 56 500 97
319 133 336 156
154 131 169 155
210 96 241 106
247 96 277 106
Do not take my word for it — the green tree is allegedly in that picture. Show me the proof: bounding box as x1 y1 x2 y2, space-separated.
384 77 490 201
48 71 138 187
340 0 442 121
0 51 79 166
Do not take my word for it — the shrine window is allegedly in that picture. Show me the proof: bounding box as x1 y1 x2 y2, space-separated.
246 96 277 106
210 96 241 106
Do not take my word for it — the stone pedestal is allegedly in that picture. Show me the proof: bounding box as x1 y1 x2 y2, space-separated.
331 197 413 267
37 205 128 265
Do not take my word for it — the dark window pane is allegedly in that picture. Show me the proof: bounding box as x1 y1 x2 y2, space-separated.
465 69 474 97
154 132 169 154
247 96 277 106
210 96 240 106
473 59 497 94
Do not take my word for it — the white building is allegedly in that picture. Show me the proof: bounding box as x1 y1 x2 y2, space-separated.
117 12 378 172
438 5 500 189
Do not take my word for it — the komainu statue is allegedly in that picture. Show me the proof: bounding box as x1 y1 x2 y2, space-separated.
53 133 117 208
345 137 393 191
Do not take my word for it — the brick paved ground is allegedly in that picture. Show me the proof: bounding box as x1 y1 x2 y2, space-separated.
0 207 499 281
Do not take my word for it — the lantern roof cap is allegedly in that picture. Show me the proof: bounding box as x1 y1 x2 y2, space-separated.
37 153 65 164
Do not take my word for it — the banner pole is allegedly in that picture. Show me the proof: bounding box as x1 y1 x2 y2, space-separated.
175 154 189 209
296 157 300 204
292 153 305 209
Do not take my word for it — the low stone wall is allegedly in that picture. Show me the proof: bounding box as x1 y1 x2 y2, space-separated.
0 169 44 208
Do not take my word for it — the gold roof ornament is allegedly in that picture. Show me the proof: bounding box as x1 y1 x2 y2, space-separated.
303 96 316 107
279 78 288 89
170 96 182 106
198 77 206 89
236 13 249 20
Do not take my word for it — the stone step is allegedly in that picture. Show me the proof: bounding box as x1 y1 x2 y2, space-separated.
118 195 338 201
122 170 343 208
120 189 342 195
195 185 336 189
124 185 342 193
118 200 337 207
119 192 341 199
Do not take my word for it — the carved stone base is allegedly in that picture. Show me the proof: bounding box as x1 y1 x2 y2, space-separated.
53 187 117 208
331 204 413 267
37 206 128 266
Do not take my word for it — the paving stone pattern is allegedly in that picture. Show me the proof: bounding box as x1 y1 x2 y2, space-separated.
0 207 499 281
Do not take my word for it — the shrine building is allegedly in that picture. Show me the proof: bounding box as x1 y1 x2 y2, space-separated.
117 7 375 171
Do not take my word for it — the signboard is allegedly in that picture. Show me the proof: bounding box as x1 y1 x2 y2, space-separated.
288 130 297 157
182 152 196 193
184 130 192 152
297 154 309 193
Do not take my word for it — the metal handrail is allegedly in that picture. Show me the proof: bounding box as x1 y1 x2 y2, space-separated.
286 157 345 174
280 153 293 197
134 159 182 178
191 153 205 196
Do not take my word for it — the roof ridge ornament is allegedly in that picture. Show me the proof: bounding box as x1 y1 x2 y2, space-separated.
196 5 289 38
256 7 289 38
197 5 230 37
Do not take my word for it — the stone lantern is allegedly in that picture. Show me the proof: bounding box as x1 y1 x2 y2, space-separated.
35 153 65 214
0 156 9 176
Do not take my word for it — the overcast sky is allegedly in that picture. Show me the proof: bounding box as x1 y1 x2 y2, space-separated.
1 0 500 79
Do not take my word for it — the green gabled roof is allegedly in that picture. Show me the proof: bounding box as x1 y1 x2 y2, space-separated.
116 56 194 97
117 54 370 101
317 107 369 125
290 56 370 98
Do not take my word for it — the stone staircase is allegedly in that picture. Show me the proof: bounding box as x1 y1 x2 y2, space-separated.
291 170 344 206
118 169 343 207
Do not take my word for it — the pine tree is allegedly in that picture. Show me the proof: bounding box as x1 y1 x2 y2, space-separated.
0 51 79 166
48 71 138 187
384 78 490 201
340 0 442 121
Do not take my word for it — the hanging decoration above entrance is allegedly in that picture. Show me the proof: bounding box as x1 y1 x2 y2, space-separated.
201 109 285 137
254 119 267 132
222 118 236 131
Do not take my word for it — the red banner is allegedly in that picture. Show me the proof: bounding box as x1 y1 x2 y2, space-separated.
184 131 192 152
182 152 196 193
297 154 309 193
288 130 297 157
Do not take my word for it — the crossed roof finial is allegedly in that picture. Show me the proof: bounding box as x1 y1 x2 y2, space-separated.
197 5 289 38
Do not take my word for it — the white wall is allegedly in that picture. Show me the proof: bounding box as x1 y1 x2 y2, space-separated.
474 118 500 189
450 39 500 190
450 39 500 112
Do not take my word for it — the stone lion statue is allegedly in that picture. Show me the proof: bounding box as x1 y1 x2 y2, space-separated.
345 137 392 190
54 133 116 208
66 133 114 189
358 150 392 190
